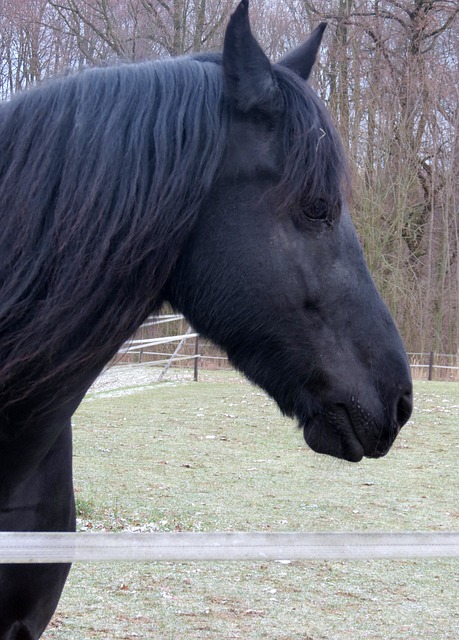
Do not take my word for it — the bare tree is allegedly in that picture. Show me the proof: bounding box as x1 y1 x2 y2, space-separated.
0 0 457 353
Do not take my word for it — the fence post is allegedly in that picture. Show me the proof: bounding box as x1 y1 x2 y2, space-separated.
157 326 193 382
194 336 200 382
428 351 434 381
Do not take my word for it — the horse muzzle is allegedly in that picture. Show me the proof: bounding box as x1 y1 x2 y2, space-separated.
303 390 413 462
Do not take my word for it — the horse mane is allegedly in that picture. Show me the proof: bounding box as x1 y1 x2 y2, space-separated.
0 52 348 419
0 57 228 416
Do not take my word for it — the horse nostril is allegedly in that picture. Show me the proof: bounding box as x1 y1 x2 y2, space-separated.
396 389 413 427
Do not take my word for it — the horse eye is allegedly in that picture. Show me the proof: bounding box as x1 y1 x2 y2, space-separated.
305 198 329 220
300 197 334 222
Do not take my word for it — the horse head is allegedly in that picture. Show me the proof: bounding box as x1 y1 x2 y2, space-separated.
167 0 413 462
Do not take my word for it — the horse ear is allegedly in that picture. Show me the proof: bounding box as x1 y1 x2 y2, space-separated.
278 23 327 80
223 0 281 114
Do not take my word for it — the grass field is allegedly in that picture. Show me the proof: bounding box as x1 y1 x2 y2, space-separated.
42 370 459 639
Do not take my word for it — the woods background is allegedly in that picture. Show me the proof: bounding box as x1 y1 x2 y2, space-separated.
0 0 457 355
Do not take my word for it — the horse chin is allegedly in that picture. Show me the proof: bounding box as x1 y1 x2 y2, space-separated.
302 403 389 463
303 416 364 463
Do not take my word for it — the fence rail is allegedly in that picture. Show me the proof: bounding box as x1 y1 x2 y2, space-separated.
116 316 459 382
407 352 459 381
1 532 459 563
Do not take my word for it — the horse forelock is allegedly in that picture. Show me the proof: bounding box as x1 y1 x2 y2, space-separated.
273 65 350 214
0 57 229 412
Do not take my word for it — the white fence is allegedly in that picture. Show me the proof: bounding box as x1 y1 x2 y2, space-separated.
117 316 459 382
3 326 457 566
117 314 222 380
1 532 459 563
119 315 199 367
55 318 455 567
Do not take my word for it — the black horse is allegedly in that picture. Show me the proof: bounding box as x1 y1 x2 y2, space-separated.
0 1 412 637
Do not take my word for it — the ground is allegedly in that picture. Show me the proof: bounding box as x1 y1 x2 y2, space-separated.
41 369 459 639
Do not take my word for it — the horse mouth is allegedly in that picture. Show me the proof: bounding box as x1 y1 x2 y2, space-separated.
302 401 392 463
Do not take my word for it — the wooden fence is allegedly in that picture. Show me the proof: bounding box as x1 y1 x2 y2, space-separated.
408 352 459 382
116 315 459 382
